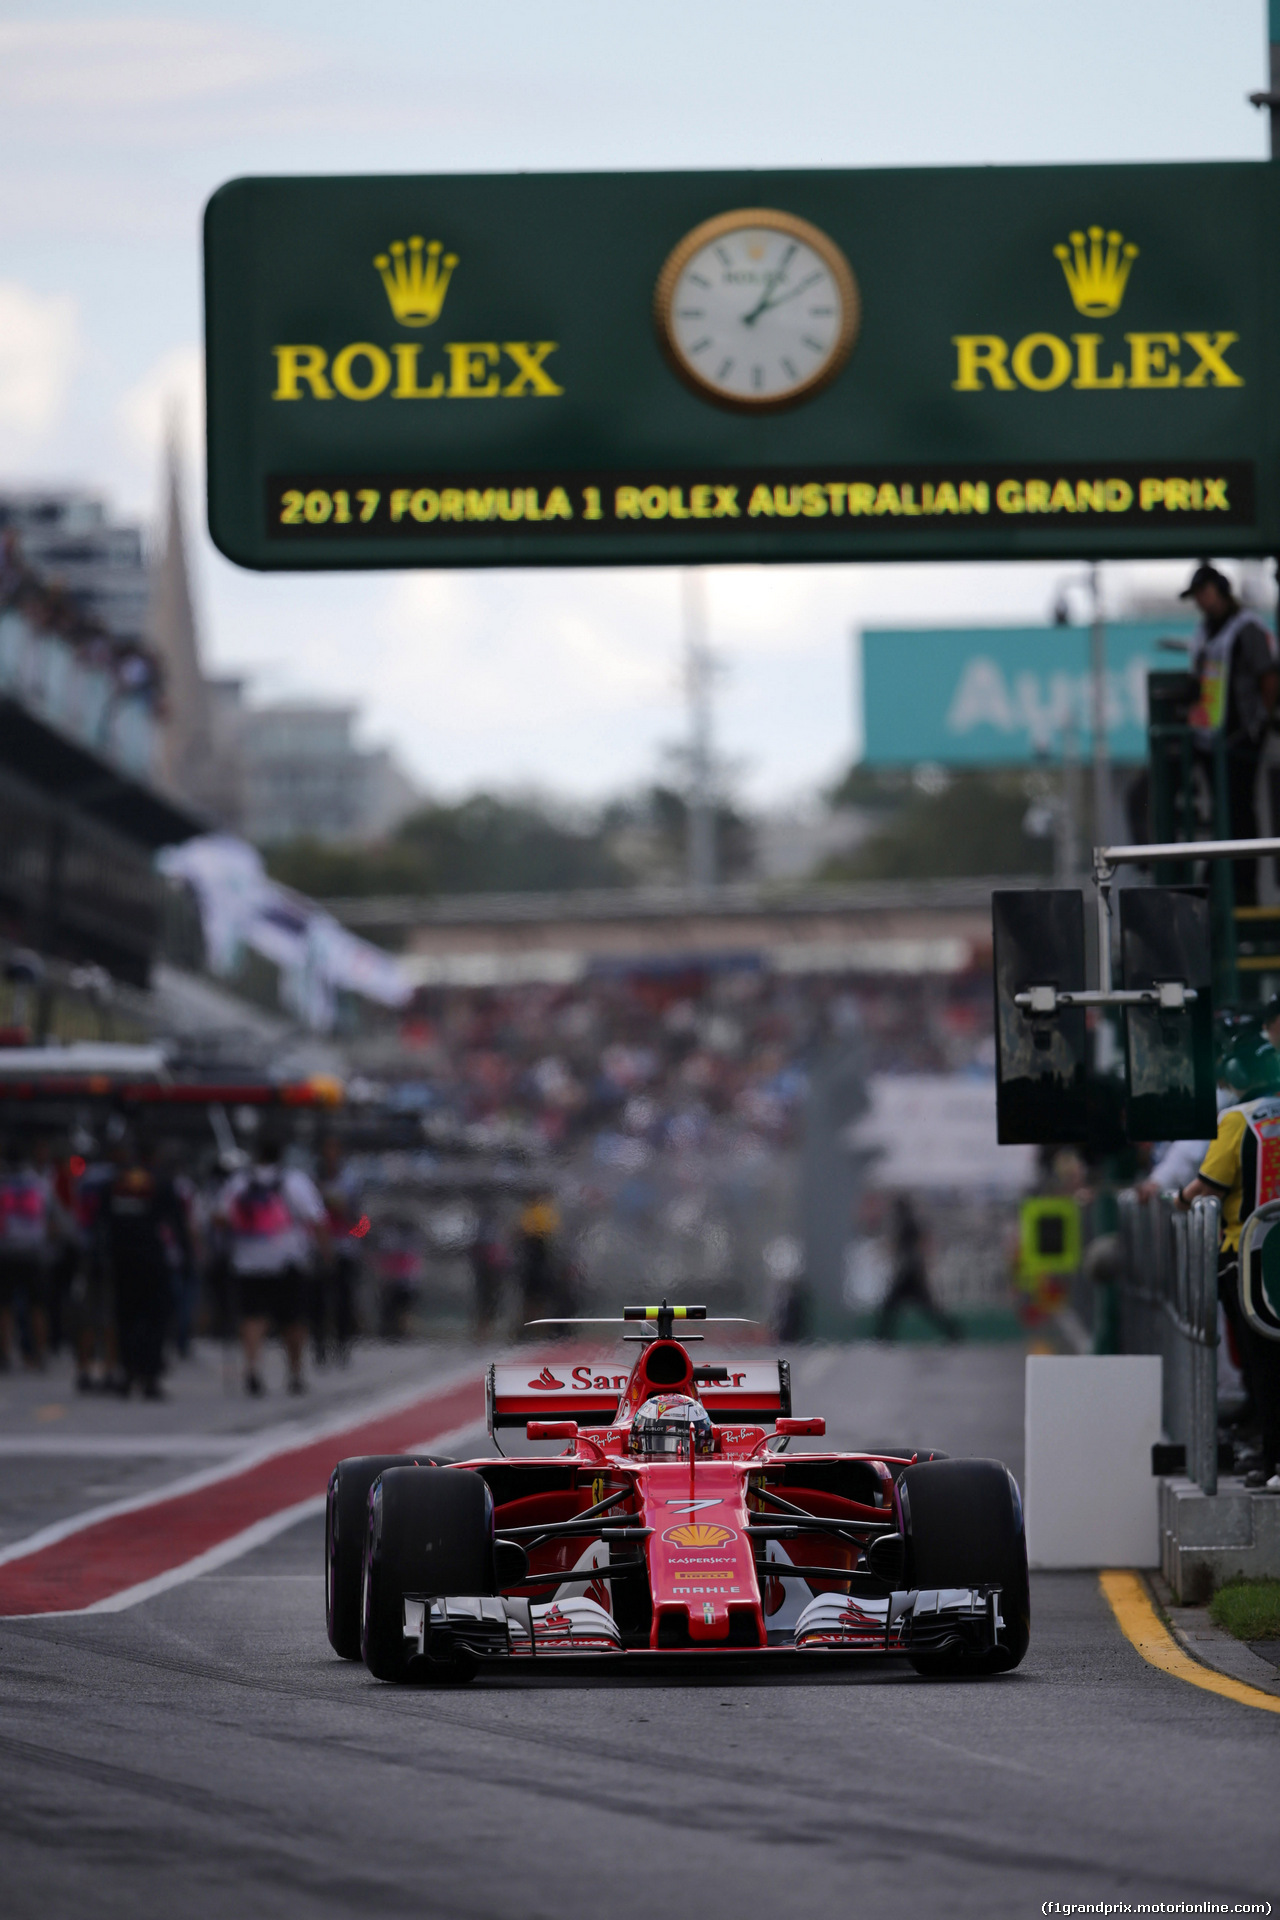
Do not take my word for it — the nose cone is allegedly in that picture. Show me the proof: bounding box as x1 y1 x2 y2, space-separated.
641 1462 763 1649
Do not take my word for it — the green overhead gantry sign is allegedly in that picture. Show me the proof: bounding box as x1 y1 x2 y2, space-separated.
205 161 1280 571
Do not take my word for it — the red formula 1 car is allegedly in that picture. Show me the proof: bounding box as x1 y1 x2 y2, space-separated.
325 1305 1030 1682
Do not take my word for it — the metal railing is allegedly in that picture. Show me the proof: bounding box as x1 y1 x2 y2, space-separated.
1116 1189 1219 1494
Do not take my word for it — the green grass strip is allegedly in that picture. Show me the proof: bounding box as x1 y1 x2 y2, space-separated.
1209 1578 1280 1642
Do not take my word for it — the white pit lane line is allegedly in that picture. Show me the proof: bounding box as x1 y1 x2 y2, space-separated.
0 1363 485 1577
20 1419 490 1619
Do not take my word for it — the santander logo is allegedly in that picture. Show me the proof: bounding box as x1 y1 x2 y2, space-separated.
528 1368 566 1391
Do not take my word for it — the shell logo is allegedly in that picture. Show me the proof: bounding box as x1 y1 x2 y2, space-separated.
662 1522 737 1548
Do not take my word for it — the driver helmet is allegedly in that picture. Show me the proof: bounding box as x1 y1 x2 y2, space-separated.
628 1393 715 1459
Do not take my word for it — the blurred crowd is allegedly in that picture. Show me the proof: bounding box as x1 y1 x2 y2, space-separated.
0 965 999 1394
0 1127 366 1398
0 1119 607 1397
0 531 164 712
394 965 992 1161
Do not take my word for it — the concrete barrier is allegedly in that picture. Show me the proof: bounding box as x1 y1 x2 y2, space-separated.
1160 1477 1280 1602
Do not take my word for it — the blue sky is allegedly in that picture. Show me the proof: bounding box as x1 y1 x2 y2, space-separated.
0 1 1270 802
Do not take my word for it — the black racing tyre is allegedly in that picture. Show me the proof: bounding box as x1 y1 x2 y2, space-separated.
326 1454 443 1658
360 1466 495 1683
895 1458 1030 1677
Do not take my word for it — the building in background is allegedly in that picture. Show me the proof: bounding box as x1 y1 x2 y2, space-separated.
238 701 418 846
0 489 150 647
0 490 202 1001
0 465 412 1041
142 448 417 849
146 447 245 826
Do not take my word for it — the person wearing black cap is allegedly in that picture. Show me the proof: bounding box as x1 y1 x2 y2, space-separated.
1264 993 1280 1053
1182 561 1278 906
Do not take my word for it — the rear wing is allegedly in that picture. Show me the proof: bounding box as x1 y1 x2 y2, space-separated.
487 1359 792 1433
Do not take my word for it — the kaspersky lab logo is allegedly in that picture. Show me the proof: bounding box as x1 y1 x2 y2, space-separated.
951 223 1241 394
271 232 562 403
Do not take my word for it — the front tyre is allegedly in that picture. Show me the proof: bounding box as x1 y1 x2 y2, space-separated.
360 1466 495 1683
896 1458 1030 1676
326 1454 446 1658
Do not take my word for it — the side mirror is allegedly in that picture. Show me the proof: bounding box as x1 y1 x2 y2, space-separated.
493 1538 530 1589
775 1416 825 1437
866 1531 905 1584
526 1420 578 1441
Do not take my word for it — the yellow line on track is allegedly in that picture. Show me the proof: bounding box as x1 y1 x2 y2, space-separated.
1099 1569 1280 1717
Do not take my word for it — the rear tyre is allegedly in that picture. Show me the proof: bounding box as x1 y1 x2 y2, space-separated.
326 1454 443 1658
360 1465 495 1683
896 1458 1029 1677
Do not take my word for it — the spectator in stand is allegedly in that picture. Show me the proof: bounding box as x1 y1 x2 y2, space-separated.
0 531 24 606
101 1136 189 1400
0 530 165 715
218 1135 326 1395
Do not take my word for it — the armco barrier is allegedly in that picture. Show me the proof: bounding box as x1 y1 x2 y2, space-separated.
1116 1189 1219 1495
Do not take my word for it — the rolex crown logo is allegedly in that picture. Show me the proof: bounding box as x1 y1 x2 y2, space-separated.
373 235 458 326
1053 225 1139 318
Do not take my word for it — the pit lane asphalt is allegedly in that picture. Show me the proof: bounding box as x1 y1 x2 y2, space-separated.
1 1342 1276 1920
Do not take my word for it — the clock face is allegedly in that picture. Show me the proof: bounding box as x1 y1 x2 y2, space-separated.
654 209 860 411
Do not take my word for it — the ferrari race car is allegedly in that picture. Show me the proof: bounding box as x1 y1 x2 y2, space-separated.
325 1305 1030 1682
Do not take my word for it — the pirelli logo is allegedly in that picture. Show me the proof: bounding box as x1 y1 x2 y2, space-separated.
268 460 1254 539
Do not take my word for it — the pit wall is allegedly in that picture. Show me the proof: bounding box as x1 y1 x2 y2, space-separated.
1160 1476 1280 1603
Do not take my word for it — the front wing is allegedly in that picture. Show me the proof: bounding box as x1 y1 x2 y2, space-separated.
399 1584 1006 1664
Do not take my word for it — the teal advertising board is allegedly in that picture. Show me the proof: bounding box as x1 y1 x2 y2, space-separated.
860 621 1197 765
204 164 1280 570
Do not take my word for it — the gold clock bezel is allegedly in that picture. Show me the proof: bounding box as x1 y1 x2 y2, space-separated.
653 207 861 413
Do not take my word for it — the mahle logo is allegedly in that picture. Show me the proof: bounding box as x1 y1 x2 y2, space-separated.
271 230 562 405
952 222 1241 394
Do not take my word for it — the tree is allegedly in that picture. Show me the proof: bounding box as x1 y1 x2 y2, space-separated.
818 769 1053 882
264 792 631 898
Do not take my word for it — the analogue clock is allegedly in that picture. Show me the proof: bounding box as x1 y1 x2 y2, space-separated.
654 208 860 411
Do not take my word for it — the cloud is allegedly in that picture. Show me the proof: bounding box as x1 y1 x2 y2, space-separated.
385 570 678 737
117 342 205 472
0 17 314 113
0 282 79 454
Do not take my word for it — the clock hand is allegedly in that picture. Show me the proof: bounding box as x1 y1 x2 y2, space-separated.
745 269 824 323
740 269 788 328
739 242 799 327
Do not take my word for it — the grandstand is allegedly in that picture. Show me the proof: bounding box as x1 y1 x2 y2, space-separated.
331 874 1005 988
